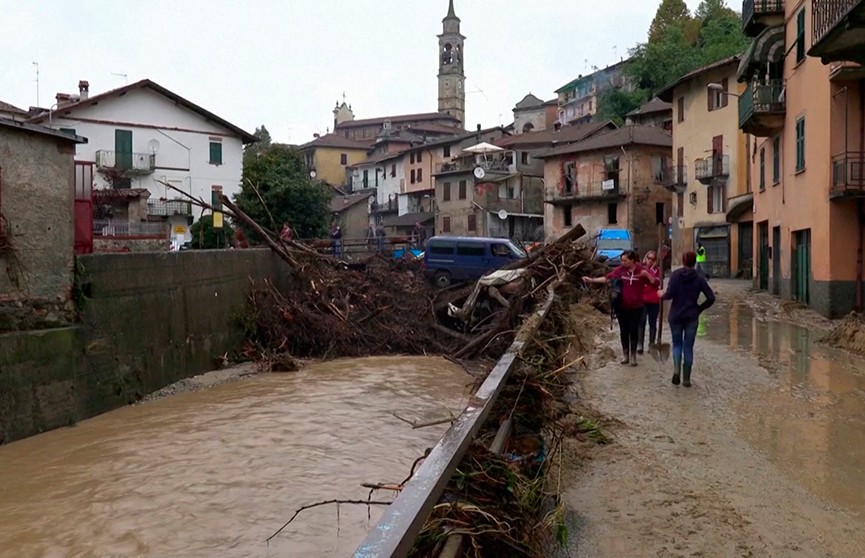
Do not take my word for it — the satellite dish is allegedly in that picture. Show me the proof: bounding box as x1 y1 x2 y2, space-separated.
473 167 486 180
352 169 360 178
147 139 160 154
368 195 376 205
309 170 317 179
498 209 508 220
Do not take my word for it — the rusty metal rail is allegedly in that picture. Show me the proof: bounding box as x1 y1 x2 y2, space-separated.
353 289 558 558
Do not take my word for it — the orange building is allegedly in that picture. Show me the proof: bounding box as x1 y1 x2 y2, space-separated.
737 0 865 317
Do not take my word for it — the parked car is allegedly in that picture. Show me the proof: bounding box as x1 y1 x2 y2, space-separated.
423 236 526 288
594 228 633 268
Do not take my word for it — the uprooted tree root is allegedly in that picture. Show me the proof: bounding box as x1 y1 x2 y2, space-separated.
406 294 610 558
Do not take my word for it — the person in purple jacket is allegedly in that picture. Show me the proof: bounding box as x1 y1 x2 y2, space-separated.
658 250 715 387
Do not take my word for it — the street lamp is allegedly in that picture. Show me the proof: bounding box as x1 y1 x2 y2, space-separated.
707 82 741 97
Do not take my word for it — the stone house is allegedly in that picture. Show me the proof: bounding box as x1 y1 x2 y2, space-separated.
625 98 673 130
0 117 86 328
513 94 558 134
538 125 673 254
330 192 375 251
555 60 634 126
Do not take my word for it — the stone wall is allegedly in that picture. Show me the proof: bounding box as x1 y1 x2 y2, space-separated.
93 237 170 253
0 249 287 444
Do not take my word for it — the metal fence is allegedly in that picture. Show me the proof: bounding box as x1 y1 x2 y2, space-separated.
92 220 168 237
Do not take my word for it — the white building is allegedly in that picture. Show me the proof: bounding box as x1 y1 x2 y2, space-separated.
347 150 406 223
29 79 257 245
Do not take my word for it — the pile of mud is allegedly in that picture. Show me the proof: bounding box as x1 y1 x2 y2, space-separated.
819 312 865 355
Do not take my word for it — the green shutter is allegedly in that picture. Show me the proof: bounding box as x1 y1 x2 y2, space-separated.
796 119 805 171
115 129 133 169
210 142 223 165
796 10 805 62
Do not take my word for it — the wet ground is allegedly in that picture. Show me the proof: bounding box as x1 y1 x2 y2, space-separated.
565 280 865 557
0 356 472 558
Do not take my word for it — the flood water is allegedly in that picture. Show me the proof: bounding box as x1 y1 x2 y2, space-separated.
0 356 472 558
705 305 865 515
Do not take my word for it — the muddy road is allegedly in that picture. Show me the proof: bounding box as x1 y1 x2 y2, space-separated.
565 280 865 557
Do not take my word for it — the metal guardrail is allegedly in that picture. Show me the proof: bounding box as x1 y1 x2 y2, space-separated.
95 150 156 174
147 200 192 216
742 0 784 30
739 80 785 128
547 181 623 202
812 0 859 47
695 155 731 181
93 220 168 237
354 289 557 558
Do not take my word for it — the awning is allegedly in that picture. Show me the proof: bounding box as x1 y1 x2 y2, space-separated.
737 25 785 82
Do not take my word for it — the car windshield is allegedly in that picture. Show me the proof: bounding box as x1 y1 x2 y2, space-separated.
597 239 631 251
506 241 526 258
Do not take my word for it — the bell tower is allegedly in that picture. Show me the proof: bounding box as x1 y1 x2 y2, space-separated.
438 0 465 128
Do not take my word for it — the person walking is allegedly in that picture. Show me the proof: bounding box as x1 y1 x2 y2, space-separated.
330 221 343 258
583 250 659 367
637 250 662 354
695 242 708 279
413 221 427 250
375 224 387 252
658 251 715 387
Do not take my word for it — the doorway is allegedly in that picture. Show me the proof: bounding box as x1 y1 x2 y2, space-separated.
738 222 753 278
758 221 769 290
772 225 782 295
793 229 812 305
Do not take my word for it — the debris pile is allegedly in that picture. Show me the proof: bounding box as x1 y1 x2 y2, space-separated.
820 312 865 355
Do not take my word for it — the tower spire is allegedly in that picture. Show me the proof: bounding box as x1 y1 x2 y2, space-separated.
444 0 458 21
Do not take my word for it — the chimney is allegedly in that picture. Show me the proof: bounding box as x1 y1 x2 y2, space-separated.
78 80 89 100
476 123 481 132
55 92 74 106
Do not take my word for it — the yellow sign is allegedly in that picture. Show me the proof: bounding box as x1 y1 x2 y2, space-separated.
213 212 224 229
174 226 187 234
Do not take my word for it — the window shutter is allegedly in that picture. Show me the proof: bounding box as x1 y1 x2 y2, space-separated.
708 186 714 213
707 86 713 111
721 184 728 212
721 78 729 107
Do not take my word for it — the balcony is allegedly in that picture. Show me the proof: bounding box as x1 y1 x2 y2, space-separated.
830 152 865 199
547 179 625 205
370 199 398 214
93 220 168 238
742 0 785 36
695 155 731 184
810 0 865 64
739 80 785 137
661 165 688 193
147 200 193 217
95 150 156 175
435 156 512 176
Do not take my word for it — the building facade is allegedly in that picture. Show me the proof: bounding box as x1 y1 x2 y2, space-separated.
657 57 752 279
513 94 559 134
736 0 865 316
298 133 371 188
438 0 466 127
556 60 632 126
540 126 673 254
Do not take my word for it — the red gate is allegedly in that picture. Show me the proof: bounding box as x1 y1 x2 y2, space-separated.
74 161 94 255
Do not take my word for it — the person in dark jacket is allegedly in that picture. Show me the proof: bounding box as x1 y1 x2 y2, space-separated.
659 250 715 387
584 250 659 366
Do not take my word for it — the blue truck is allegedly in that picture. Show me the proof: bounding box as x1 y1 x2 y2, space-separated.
594 228 633 268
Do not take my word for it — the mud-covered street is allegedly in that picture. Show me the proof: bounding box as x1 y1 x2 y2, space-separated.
565 280 865 557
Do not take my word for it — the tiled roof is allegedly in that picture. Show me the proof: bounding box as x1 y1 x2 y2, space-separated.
382 212 434 228
28 79 258 143
536 125 671 158
330 192 372 213
298 133 371 150
494 121 616 148
655 55 742 102
0 116 87 143
335 112 460 129
626 98 673 117
404 122 465 135
0 100 26 115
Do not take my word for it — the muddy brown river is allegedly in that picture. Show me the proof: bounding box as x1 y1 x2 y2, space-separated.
0 356 471 558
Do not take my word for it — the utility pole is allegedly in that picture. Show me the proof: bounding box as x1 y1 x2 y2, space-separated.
32 62 39 107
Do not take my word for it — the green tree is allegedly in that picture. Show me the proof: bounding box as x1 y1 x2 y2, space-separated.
627 23 702 93
596 87 649 126
648 0 692 43
698 13 750 64
236 144 331 240
243 125 272 165
190 214 234 249
694 0 737 24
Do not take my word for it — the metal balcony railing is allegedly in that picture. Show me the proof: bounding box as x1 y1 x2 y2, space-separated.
743 0 784 32
831 152 865 197
370 199 398 213
95 150 156 174
147 200 193 216
547 179 623 202
695 155 731 182
739 80 786 128
661 165 688 191
93 220 168 237
435 157 512 174
813 0 861 47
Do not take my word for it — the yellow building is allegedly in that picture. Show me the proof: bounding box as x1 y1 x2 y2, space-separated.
297 133 370 188
657 56 752 278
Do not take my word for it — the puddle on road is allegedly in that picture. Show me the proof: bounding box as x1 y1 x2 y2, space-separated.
702 305 865 515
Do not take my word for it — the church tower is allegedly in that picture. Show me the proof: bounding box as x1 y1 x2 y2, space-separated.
438 0 465 128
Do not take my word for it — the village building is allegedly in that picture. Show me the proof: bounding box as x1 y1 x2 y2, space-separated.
538 125 673 253
28 79 257 250
0 117 85 317
657 56 753 279
0 100 27 120
512 94 559 134
330 192 374 249
624 97 673 130
297 133 370 188
555 60 633 126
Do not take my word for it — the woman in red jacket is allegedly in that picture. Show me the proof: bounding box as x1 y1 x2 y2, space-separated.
637 250 661 354
583 250 659 366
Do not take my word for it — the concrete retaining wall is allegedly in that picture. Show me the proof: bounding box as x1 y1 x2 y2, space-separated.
0 249 286 444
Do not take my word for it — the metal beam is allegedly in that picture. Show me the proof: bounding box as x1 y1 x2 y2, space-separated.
354 291 557 558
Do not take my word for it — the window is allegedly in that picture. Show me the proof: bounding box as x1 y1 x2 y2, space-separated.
796 117 806 171
209 141 223 165
457 242 484 256
363 169 369 188
467 214 477 231
708 78 729 111
607 203 618 225
772 136 781 184
796 9 806 63
410 169 416 184
652 156 665 183
443 145 451 157
458 180 467 199
417 168 423 182
604 156 620 187
563 205 573 227
759 147 766 191
340 153 348 165
391 164 396 177
410 152 416 164
417 151 422 163
443 181 452 201
521 152 529 165
429 242 454 255
708 184 725 214
656 202 665 225
677 97 685 123
442 216 452 233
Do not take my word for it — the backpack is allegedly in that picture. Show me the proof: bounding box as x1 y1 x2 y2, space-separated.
609 277 623 309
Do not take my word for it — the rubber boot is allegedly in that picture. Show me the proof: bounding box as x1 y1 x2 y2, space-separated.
630 349 638 367
682 364 692 387
620 345 629 365
672 355 681 385
637 325 645 354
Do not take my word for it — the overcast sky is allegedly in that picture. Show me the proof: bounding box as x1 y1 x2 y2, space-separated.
1 0 703 144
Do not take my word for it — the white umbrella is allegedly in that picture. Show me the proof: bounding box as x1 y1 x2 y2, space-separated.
462 142 504 154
